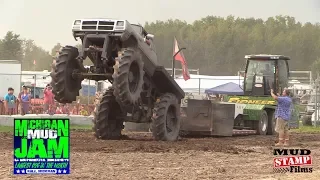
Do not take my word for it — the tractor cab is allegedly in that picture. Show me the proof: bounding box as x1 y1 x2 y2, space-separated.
243 54 290 96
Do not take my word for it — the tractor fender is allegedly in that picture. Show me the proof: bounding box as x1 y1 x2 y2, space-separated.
242 104 267 121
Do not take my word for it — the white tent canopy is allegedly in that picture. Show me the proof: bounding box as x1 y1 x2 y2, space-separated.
175 74 244 94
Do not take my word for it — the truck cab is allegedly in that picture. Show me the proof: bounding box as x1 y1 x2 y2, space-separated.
131 24 156 52
243 54 290 96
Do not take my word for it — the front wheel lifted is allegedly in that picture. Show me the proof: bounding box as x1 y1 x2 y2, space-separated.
151 93 181 141
112 48 144 107
51 46 83 103
92 88 124 140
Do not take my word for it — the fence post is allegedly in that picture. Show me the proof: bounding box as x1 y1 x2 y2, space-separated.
316 75 319 127
34 74 36 99
198 78 201 95
87 80 90 105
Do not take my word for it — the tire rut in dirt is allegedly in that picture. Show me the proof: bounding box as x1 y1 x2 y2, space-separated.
92 88 125 140
151 93 180 141
112 48 144 108
51 46 82 103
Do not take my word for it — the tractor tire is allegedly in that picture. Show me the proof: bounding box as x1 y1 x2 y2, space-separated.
151 93 181 141
112 48 144 107
51 46 82 103
92 88 124 140
302 115 312 126
267 111 276 135
255 110 268 135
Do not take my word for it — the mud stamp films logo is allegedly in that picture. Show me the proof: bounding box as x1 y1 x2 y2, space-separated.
14 118 70 174
273 148 313 173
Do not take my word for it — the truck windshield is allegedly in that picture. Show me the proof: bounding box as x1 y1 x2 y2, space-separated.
245 60 275 91
131 24 143 35
246 60 274 76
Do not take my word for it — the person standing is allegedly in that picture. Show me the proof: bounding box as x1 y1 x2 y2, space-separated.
43 84 54 114
4 87 17 115
271 88 292 146
18 86 31 115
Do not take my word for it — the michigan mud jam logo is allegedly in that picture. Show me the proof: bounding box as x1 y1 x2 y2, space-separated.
273 149 313 173
14 118 70 174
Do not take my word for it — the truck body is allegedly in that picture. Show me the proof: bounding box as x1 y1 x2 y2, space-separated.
51 18 184 141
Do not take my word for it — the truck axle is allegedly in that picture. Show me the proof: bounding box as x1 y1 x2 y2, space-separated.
72 71 113 81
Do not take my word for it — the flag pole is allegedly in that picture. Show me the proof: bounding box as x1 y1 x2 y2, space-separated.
173 48 186 78
172 38 175 78
172 37 186 78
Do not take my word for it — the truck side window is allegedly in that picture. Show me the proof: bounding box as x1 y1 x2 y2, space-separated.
278 60 288 88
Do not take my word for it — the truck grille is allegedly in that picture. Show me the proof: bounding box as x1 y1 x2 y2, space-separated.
81 20 115 31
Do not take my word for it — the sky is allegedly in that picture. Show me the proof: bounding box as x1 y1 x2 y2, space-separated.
1 0 320 51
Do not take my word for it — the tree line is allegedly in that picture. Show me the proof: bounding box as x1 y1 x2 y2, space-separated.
1 15 320 76
145 15 320 76
0 31 62 71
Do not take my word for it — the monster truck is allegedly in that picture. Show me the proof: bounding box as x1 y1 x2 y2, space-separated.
50 19 185 141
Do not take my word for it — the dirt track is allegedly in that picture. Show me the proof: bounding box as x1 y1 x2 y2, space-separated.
0 130 319 180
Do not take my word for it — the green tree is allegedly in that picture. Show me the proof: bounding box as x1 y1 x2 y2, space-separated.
144 15 320 75
311 58 320 79
22 39 52 71
51 43 62 56
0 31 24 60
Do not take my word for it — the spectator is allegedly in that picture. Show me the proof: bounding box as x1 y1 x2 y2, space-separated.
18 86 31 115
43 84 54 113
59 103 69 114
0 99 4 114
79 105 88 116
55 105 63 114
64 104 70 114
71 106 78 115
271 88 292 147
48 103 56 115
4 87 17 115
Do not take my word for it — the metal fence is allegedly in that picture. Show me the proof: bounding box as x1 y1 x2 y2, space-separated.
1 72 319 126
0 73 96 104
174 77 243 95
311 78 320 127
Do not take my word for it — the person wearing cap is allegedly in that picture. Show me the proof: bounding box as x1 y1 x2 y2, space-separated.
271 88 292 146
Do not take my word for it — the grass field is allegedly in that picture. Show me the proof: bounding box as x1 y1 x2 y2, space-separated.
0 124 92 132
291 125 320 133
0 124 319 133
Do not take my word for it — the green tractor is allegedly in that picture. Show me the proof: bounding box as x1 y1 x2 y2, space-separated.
180 54 299 136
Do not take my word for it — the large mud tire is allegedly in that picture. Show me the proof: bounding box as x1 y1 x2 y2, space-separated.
151 93 181 141
112 48 144 107
255 110 268 135
267 111 276 135
51 46 82 103
92 88 124 140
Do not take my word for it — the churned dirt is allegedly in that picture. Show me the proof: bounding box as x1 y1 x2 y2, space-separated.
0 130 319 180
